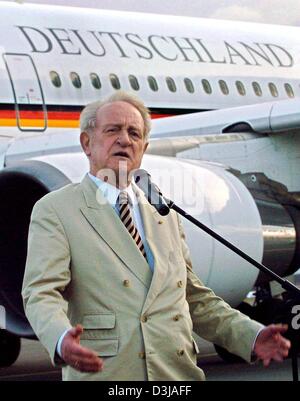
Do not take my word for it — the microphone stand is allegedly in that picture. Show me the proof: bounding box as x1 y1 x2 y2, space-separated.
163 196 300 381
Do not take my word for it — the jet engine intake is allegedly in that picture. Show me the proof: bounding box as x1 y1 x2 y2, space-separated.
0 160 70 338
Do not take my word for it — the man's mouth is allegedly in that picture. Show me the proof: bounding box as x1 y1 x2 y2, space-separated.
113 151 130 159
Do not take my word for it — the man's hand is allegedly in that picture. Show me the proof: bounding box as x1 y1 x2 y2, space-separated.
61 324 103 372
254 324 291 367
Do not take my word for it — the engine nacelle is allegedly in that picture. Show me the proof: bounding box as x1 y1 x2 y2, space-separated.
141 155 263 304
0 160 71 338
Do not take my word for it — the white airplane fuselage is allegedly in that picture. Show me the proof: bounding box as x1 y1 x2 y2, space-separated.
0 2 300 136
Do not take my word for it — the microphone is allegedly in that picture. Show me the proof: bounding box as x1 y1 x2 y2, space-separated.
134 169 170 216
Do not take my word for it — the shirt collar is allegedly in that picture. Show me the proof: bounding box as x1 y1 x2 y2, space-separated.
88 173 137 207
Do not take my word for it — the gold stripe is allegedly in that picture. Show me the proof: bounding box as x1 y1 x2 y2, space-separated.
0 118 79 128
48 119 79 128
0 118 16 126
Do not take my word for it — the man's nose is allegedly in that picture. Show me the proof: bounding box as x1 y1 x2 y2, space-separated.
117 130 131 145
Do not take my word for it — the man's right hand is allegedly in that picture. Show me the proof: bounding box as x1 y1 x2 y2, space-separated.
61 324 103 372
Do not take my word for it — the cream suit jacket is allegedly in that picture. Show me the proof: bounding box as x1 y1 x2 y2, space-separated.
22 174 263 381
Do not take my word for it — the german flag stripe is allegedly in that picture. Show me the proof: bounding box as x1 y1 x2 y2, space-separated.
0 108 174 128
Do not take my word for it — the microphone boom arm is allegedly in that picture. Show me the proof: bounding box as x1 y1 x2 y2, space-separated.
166 197 299 297
163 195 300 382
134 168 300 380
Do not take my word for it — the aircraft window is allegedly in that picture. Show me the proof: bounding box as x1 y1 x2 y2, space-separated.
184 78 195 93
166 77 177 92
50 71 62 88
129 75 140 91
236 81 246 96
70 72 82 89
110 74 121 90
90 73 101 89
284 83 294 98
219 80 229 95
202 79 212 94
252 81 262 96
269 82 278 97
147 76 159 91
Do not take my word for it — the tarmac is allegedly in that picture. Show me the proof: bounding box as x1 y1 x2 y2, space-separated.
0 338 298 381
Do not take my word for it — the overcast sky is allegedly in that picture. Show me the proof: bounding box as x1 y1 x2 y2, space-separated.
2 0 300 26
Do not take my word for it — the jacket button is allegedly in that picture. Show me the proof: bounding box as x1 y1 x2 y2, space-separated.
158 220 163 225
141 315 148 323
173 315 180 321
177 349 185 356
177 280 183 288
123 280 130 287
139 352 145 359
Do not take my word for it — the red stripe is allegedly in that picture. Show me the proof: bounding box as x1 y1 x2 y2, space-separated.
0 109 174 120
47 111 80 120
0 110 16 118
0 110 80 120
151 113 173 119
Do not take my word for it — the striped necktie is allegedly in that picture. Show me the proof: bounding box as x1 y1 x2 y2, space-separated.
118 190 147 259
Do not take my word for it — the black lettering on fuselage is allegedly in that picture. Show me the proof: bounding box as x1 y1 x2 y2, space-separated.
15 25 295 70
148 35 178 61
224 41 253 65
167 37 203 62
263 43 294 67
47 28 81 55
125 33 153 60
237 42 274 66
71 30 106 57
16 25 53 53
98 32 129 58
195 39 227 64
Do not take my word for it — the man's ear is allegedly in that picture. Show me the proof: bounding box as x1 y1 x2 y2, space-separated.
80 131 91 157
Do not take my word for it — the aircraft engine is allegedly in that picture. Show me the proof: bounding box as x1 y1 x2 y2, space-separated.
0 153 298 366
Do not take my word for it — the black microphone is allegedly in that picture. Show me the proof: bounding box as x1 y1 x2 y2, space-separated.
134 169 170 216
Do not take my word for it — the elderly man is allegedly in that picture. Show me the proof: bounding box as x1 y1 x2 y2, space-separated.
22 91 290 381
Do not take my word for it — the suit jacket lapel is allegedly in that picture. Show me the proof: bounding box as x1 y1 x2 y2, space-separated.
79 175 152 288
134 185 171 313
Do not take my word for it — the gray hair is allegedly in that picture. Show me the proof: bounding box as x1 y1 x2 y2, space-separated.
80 91 151 141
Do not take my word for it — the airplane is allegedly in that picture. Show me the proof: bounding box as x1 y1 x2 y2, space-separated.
0 1 299 367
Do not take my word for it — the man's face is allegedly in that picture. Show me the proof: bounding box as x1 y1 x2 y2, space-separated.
81 101 148 187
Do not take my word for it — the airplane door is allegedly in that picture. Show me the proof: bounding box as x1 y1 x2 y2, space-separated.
3 53 47 131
